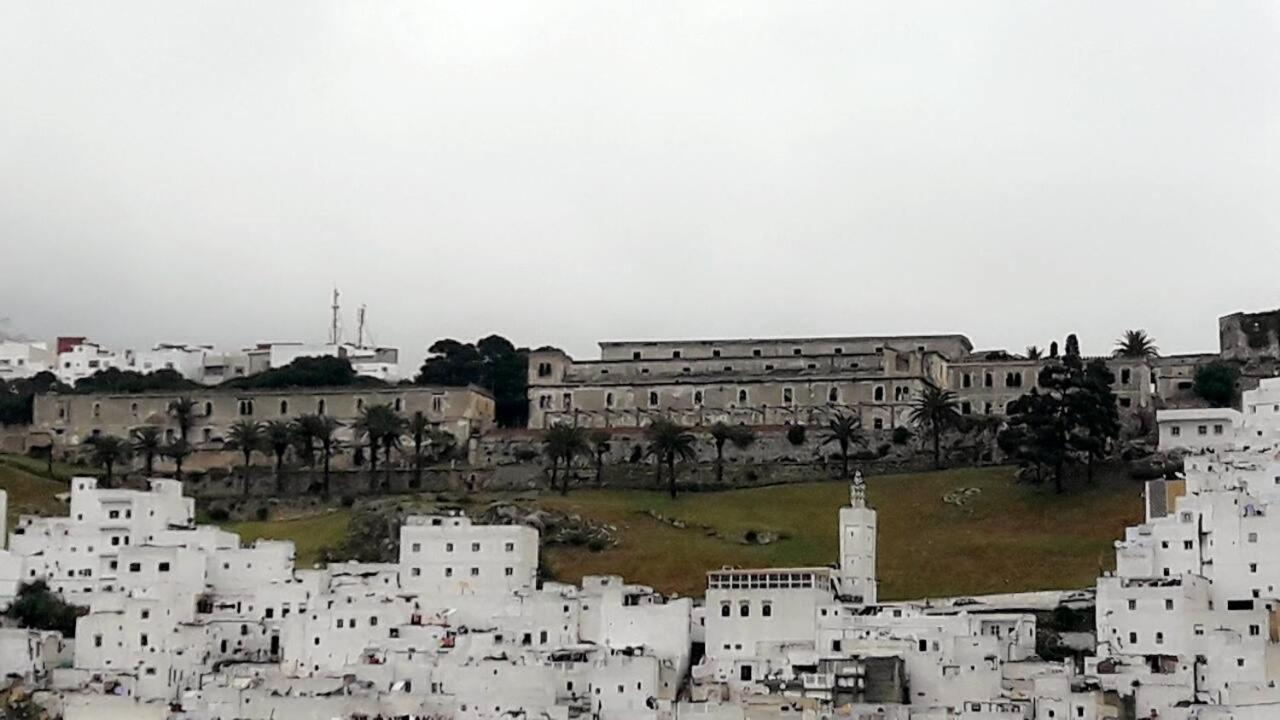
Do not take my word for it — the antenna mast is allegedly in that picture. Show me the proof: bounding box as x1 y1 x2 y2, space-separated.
356 305 367 348
329 288 341 345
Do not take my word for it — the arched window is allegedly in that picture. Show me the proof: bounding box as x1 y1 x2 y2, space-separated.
828 387 840 403
605 392 615 408
648 391 659 407
694 390 704 405
204 401 213 417
317 398 326 415
737 389 748 404
279 400 289 415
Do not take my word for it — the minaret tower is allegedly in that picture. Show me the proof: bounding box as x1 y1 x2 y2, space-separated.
838 470 877 604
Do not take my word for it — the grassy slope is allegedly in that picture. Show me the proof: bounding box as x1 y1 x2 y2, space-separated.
536 466 1143 599
0 464 67 529
227 512 352 567
216 466 1143 599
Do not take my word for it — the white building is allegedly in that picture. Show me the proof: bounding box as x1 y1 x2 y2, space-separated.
1095 377 1280 718
0 340 54 382
55 339 124 385
123 343 213 382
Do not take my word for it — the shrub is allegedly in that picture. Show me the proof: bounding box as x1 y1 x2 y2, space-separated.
876 443 892 457
1194 362 1239 407
513 448 539 463
587 538 609 552
254 506 270 521
892 426 913 445
207 507 230 522
7 581 88 637
786 424 807 446
340 496 356 508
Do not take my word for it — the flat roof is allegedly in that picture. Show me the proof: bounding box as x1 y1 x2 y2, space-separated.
600 334 972 348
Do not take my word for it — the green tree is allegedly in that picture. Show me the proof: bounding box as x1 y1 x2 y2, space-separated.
73 367 198 394
167 397 197 442
588 429 611 487
415 335 530 427
542 423 589 495
646 418 697 498
6 581 87 637
407 411 431 489
708 422 756 484
263 420 294 495
297 414 342 499
354 404 405 491
225 419 265 496
1001 350 1106 494
1113 329 1159 359
86 434 131 488
1194 362 1239 407
130 426 163 476
821 413 863 479
1069 359 1121 483
162 439 192 482
909 386 962 470
221 355 367 389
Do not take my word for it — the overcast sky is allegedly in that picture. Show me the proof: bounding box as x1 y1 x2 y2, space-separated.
2 1 1278 364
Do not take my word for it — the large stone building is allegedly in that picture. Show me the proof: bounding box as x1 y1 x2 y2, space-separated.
30 385 495 450
527 334 1154 429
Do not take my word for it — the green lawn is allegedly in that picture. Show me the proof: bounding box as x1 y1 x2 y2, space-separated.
0 463 67 529
227 511 352 567
217 466 1144 600
0 452 100 482
534 466 1143 599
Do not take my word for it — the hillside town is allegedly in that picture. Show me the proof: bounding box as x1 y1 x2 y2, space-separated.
0 308 1275 717
0 373 1272 718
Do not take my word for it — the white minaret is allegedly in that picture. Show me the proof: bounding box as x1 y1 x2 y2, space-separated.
838 470 877 604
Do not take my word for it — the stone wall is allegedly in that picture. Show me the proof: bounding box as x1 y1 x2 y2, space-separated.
476 425 920 468
1220 310 1280 361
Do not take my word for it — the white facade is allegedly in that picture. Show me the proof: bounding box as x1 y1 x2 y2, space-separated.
258 341 401 381
124 343 212 381
27 405 1280 718
56 340 124 384
0 340 54 381
1093 377 1280 718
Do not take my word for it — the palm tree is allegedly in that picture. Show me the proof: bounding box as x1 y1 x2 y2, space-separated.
1025 346 1043 360
821 414 864 479
379 410 407 491
909 386 962 470
407 411 431 489
162 439 192 482
225 419 265 496
87 435 131 488
708 422 756 484
542 424 581 494
263 420 294 495
1114 329 1159 359
298 414 341 499
646 418 698 498
168 397 198 442
130 426 162 476
588 429 611 487
426 430 456 463
355 404 405 492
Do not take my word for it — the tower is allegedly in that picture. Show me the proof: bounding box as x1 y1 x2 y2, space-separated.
838 470 877 604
